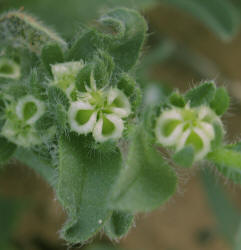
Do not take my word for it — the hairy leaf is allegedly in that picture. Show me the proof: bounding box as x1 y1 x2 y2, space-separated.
185 82 216 107
173 145 194 168
57 134 122 244
104 210 134 239
210 87 229 115
111 126 177 213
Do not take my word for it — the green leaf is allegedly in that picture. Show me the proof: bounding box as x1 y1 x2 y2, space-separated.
0 137 16 165
201 168 240 244
41 43 64 75
104 210 134 239
173 145 194 168
210 87 229 115
185 82 216 107
14 147 57 187
68 8 147 71
0 11 67 54
111 126 177 213
161 0 241 41
57 134 122 244
207 142 241 184
104 8 147 71
86 243 124 250
75 64 93 92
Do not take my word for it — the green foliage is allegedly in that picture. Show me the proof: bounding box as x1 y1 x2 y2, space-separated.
173 145 194 168
210 87 230 115
111 125 177 213
0 136 16 165
41 43 64 75
57 134 122 243
68 8 147 72
201 168 240 244
208 142 241 184
0 4 240 246
104 211 134 239
185 82 216 107
0 11 66 54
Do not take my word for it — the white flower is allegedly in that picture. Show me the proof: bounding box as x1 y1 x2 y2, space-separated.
68 85 131 142
155 104 222 161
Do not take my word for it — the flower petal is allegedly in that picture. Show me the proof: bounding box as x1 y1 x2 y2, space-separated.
68 101 97 134
93 114 124 142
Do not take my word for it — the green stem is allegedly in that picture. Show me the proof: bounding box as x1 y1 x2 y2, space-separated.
208 147 241 171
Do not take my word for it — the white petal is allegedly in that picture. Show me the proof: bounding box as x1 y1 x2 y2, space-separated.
16 95 45 124
199 121 215 139
107 88 131 118
93 114 124 142
176 129 191 151
155 109 183 146
68 101 97 134
192 127 211 161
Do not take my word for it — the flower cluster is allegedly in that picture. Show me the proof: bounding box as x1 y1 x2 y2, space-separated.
155 104 223 161
1 95 46 147
51 62 131 142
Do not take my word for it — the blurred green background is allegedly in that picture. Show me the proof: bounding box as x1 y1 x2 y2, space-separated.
1 0 241 249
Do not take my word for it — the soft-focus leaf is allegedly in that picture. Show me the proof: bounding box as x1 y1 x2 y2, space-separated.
41 43 64 75
111 125 177 213
161 0 241 41
104 210 134 239
57 134 122 244
0 137 16 165
201 168 240 244
14 147 57 187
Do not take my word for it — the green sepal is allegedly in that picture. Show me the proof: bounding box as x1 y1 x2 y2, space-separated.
93 50 115 88
111 125 177 213
211 122 224 150
208 142 241 184
173 145 194 168
117 73 141 112
75 64 93 92
47 86 69 132
185 82 216 107
57 134 122 244
169 92 185 107
104 210 134 239
41 43 64 75
210 87 229 115
0 137 16 165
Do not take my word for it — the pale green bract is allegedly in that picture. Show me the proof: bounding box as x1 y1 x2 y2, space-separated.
155 104 223 161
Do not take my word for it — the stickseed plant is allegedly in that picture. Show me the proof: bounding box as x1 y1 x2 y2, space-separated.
1 7 241 245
